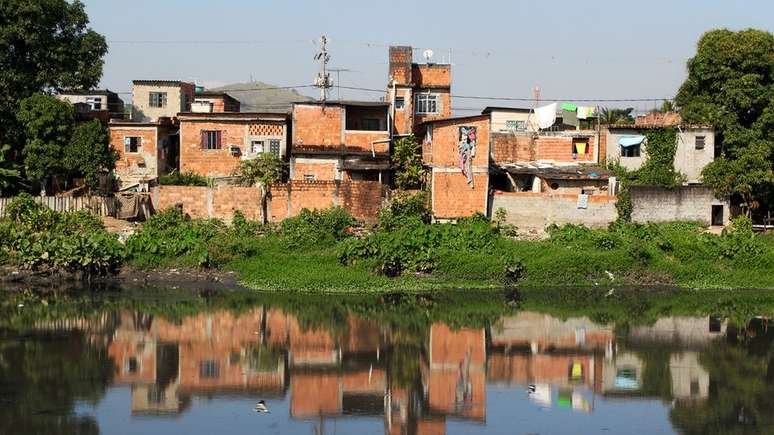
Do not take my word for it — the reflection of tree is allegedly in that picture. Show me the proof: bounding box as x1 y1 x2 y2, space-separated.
0 331 113 435
670 324 774 435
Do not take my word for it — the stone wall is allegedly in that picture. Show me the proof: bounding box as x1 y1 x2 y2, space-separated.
491 191 618 231
630 185 729 226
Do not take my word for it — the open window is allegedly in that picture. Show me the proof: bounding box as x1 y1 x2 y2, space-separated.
619 135 644 158
124 137 141 153
345 104 388 131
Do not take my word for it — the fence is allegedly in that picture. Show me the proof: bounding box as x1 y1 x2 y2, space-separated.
0 195 116 218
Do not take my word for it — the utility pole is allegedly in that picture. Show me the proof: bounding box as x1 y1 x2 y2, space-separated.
313 35 333 101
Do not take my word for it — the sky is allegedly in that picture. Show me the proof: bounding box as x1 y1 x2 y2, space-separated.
82 0 774 114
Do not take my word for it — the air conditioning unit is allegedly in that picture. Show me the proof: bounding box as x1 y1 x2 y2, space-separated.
229 146 241 156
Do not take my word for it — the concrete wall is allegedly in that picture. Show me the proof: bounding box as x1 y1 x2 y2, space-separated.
491 191 618 231
132 83 194 122
630 185 729 226
606 127 714 183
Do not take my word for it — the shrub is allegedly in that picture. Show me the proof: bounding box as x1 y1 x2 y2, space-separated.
280 207 355 248
159 171 208 186
378 191 430 231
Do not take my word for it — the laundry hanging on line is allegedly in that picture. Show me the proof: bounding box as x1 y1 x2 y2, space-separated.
560 102 577 112
534 103 557 129
577 106 596 119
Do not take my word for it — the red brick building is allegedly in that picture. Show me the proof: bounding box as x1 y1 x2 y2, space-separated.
178 112 289 178
290 101 390 183
386 46 452 136
421 115 491 218
109 118 178 189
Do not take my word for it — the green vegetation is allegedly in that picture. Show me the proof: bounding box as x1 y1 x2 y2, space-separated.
675 28 774 214
391 134 427 190
64 120 118 189
158 171 209 186
0 193 123 274
232 153 287 223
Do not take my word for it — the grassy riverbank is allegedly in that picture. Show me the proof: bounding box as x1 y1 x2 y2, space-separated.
2 193 774 291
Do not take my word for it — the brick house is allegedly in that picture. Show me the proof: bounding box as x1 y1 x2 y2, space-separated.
386 46 452 136
192 91 241 113
56 89 125 123
420 114 491 219
131 80 195 122
178 112 290 178
290 101 390 182
109 118 178 189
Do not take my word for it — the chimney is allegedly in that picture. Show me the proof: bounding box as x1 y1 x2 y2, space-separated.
389 46 413 86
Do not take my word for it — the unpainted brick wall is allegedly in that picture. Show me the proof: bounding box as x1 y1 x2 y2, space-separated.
412 64 451 88
491 133 535 162
154 182 385 223
293 105 342 147
534 136 596 162
491 191 618 231
179 120 246 177
432 172 489 218
344 131 390 153
110 126 158 180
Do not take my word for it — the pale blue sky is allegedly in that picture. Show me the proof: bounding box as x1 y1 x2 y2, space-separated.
82 0 774 113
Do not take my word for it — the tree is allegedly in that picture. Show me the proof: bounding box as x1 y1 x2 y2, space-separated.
17 94 75 192
391 134 427 190
0 144 21 194
675 29 774 213
64 120 117 189
600 107 635 125
0 0 107 149
232 153 287 224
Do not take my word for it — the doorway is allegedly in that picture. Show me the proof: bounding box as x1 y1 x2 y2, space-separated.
711 205 724 226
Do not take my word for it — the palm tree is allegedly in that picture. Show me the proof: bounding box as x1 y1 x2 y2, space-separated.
600 107 635 125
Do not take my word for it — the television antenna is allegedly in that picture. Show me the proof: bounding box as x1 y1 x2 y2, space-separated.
313 35 333 101
423 49 434 63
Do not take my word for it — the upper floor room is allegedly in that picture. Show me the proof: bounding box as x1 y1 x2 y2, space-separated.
131 80 196 123
56 89 125 123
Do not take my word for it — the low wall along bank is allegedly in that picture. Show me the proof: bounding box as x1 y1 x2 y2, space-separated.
153 181 386 223
491 191 618 231
630 185 729 226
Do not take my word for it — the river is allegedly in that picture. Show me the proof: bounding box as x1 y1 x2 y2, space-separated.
0 287 772 434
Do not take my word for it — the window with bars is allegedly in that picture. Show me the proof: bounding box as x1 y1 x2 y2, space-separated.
149 92 167 108
200 360 220 379
124 137 141 153
201 130 222 150
415 94 439 115
269 139 281 156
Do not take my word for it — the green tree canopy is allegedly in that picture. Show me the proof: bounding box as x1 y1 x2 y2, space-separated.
64 120 117 188
17 94 75 184
0 0 107 143
675 29 774 210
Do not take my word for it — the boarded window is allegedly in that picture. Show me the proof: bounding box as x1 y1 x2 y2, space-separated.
269 139 281 157
201 130 222 150
149 92 167 108
124 137 141 153
695 135 705 150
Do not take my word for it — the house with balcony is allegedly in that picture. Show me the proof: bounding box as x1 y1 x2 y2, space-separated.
289 100 391 183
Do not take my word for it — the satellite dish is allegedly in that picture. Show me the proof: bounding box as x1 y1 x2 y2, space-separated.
423 49 434 62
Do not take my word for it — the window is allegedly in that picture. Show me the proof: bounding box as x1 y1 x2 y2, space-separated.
201 130 222 150
573 140 590 155
251 140 264 154
124 137 141 153
147 385 166 404
505 120 526 131
621 144 640 158
394 96 405 110
149 92 167 108
200 360 220 379
125 357 138 374
303 174 315 181
695 135 705 150
86 97 102 110
269 139 281 157
361 118 381 131
415 94 439 115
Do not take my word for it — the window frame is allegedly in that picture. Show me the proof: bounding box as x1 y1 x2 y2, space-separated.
149 92 167 108
269 139 281 157
303 174 315 181
621 144 640 158
250 140 265 154
124 136 142 153
695 135 706 150
415 93 439 115
201 130 222 151
86 97 102 110
394 96 405 110
200 360 220 379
